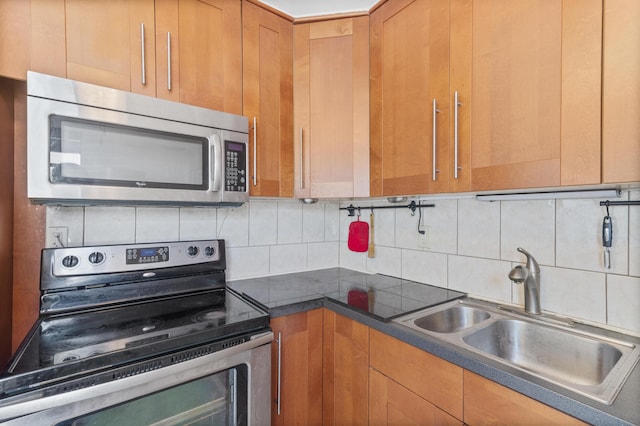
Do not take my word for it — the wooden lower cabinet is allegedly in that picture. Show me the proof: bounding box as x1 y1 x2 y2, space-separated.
270 309 323 426
369 368 461 426
369 329 464 421
463 370 586 426
323 310 369 426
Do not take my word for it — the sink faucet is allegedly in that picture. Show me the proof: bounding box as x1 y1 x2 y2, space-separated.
509 248 541 315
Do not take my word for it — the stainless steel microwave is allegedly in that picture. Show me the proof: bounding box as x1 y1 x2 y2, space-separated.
27 72 249 206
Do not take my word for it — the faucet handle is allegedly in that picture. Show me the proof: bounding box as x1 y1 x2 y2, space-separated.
517 247 540 273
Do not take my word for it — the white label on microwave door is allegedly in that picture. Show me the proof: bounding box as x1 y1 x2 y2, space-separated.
50 151 82 165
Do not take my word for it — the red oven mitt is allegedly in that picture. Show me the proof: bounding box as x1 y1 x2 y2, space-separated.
348 217 369 252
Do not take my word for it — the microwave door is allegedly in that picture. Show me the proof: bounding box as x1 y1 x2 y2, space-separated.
50 115 209 191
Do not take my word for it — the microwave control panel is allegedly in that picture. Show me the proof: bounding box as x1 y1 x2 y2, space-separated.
225 141 247 192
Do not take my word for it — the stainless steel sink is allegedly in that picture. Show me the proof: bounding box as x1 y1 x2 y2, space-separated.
393 298 640 404
414 306 490 333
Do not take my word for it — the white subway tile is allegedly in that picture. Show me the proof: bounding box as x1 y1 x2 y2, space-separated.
324 203 340 242
307 241 339 270
556 199 628 273
607 274 640 334
366 246 401 277
422 199 458 254
46 206 84 247
401 249 447 287
225 246 270 280
339 244 368 272
84 206 136 245
249 200 278 246
217 204 249 247
501 199 555 265
302 203 325 242
448 255 512 303
270 243 308 274
369 207 395 247
278 201 303 244
179 208 217 240
395 206 421 250
539 266 606 323
135 208 180 243
458 199 500 259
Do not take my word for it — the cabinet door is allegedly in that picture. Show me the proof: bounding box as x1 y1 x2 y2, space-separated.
467 0 601 191
156 0 242 114
270 309 323 426
602 0 640 183
242 1 294 197
370 0 450 196
463 370 586 425
370 368 462 426
323 310 369 426
369 328 463 421
294 17 369 199
65 0 156 96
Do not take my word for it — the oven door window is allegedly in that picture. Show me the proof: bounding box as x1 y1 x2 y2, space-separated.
57 366 248 426
49 115 209 190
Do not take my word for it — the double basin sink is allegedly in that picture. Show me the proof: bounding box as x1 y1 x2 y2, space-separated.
393 298 640 404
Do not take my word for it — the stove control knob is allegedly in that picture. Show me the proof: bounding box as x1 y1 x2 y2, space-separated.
61 255 79 268
88 251 105 265
204 246 216 257
187 246 199 257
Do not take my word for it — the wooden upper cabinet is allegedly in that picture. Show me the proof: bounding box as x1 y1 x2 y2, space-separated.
65 0 157 96
602 0 640 183
466 0 602 191
270 309 323 426
242 1 294 197
294 17 370 199
370 0 452 197
156 0 243 114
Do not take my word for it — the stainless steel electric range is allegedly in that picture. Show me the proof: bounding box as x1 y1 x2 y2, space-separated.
0 239 272 425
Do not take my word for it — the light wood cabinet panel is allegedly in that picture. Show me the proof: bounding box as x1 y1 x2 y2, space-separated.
323 310 369 426
602 0 640 183
65 0 156 96
369 368 462 426
294 17 369 199
156 0 242 114
242 1 293 197
370 0 451 196
270 309 323 426
467 0 601 191
463 370 586 426
0 0 66 80
369 328 463 421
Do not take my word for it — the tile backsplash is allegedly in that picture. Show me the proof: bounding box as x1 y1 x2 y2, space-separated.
338 189 640 336
46 190 639 336
45 199 340 281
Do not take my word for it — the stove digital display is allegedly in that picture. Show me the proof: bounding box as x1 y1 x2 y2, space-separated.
126 246 169 264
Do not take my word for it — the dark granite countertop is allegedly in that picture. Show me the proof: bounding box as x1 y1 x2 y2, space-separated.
228 268 640 426
229 267 465 320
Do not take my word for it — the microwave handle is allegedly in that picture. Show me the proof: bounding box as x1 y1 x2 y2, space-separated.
211 134 223 192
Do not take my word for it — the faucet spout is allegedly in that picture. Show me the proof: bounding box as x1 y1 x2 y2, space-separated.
509 248 541 315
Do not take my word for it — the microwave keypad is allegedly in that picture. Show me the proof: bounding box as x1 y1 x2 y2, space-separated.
225 141 247 192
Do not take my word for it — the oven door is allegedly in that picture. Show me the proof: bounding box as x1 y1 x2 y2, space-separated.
0 332 272 426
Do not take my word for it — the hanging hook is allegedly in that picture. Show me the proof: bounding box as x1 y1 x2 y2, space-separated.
605 200 611 217
346 204 356 217
357 207 361 218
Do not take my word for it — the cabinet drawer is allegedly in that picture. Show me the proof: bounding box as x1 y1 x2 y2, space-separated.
369 329 463 420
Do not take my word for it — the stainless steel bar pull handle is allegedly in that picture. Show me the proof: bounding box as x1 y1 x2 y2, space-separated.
276 331 282 415
167 32 172 91
432 99 440 181
252 117 257 186
299 127 304 189
454 91 461 179
140 23 146 85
